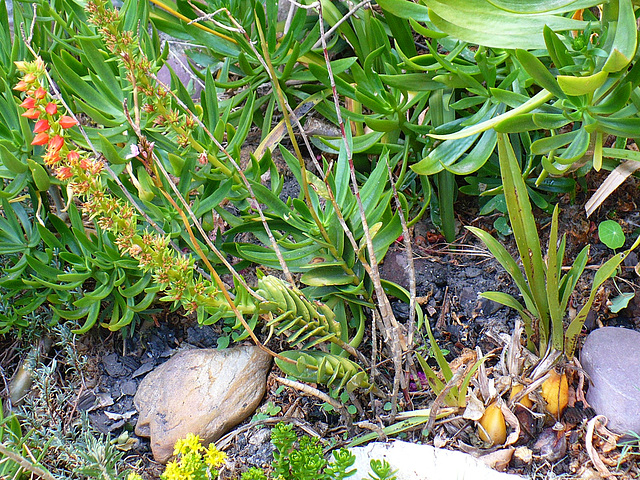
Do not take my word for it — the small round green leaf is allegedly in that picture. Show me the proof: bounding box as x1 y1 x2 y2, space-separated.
609 292 635 313
598 220 625 249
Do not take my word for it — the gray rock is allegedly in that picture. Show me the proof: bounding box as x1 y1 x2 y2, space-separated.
157 50 203 99
102 353 129 377
134 346 272 463
120 380 137 396
581 327 640 435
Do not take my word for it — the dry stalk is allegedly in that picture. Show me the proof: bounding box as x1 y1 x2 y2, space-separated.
423 364 467 437
385 154 417 349
310 0 372 50
147 67 296 287
316 0 407 418
0 443 56 480
120 101 260 300
585 416 616 479
21 16 296 365
274 376 353 429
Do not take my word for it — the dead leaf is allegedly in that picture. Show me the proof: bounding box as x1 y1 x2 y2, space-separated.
463 392 485 421
585 416 616 479
254 93 324 159
104 410 136 421
585 160 640 217
513 446 533 466
479 447 514 471
499 402 521 446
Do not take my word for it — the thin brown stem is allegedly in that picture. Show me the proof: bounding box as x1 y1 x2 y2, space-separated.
275 376 352 428
317 0 407 417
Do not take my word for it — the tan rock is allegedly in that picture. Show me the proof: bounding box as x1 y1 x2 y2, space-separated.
134 346 272 463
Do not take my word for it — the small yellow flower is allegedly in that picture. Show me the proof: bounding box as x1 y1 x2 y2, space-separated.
173 433 203 456
126 473 143 480
161 460 183 480
203 445 227 468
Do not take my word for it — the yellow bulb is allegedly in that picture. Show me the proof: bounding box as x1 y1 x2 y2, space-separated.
478 402 507 446
541 370 569 417
510 383 533 409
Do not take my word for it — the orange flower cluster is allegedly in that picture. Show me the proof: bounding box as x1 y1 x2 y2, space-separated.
14 60 104 183
14 55 221 319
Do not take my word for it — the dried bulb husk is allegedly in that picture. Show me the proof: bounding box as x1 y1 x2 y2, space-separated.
541 370 569 417
478 402 507 446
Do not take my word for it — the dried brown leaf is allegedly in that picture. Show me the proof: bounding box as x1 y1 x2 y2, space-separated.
585 160 640 217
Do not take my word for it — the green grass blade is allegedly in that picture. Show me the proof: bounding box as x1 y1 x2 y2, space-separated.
423 312 453 381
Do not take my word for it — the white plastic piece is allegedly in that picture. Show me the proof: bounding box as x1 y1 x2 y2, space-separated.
348 441 525 480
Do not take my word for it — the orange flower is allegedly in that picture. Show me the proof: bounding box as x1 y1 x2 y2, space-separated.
45 103 57 115
13 80 29 91
21 108 40 119
56 166 73 180
33 119 50 133
49 135 64 152
43 149 60 166
33 87 47 99
67 150 80 163
19 97 36 109
31 132 49 146
34 58 45 73
23 73 37 83
59 116 78 129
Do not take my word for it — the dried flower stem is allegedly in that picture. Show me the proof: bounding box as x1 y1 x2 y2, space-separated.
275 376 352 428
317 0 407 416
0 443 56 480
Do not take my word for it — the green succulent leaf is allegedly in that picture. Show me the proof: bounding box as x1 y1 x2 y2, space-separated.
557 71 608 96
602 0 638 73
486 0 600 14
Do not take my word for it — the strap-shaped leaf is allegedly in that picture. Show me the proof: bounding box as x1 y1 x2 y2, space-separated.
594 116 640 138
557 71 608 96
497 133 550 347
531 130 580 155
424 0 589 49
442 129 497 175
556 128 590 164
467 227 536 314
546 205 563 350
430 90 553 140
559 245 589 313
543 25 574 69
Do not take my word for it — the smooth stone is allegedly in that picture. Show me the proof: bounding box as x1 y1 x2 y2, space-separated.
348 441 524 480
134 346 272 463
581 327 640 435
157 50 203 99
